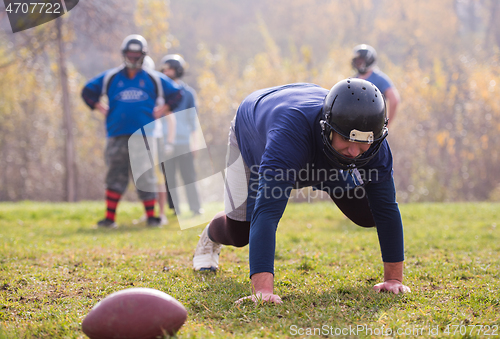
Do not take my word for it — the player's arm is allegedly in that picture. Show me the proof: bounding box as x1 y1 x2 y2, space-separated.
384 87 400 127
235 123 311 304
94 102 109 116
187 90 198 133
186 92 199 153
159 75 183 115
373 261 410 294
81 73 108 115
365 178 410 294
236 174 293 305
165 113 176 146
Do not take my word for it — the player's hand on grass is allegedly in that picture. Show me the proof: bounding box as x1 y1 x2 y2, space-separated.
373 280 411 294
240 272 282 304
235 292 283 305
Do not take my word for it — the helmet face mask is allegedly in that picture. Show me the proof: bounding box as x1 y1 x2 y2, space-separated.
121 35 148 69
351 44 377 74
320 78 388 170
124 51 144 68
321 128 387 169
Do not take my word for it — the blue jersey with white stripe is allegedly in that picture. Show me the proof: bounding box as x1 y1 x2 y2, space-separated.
82 66 182 137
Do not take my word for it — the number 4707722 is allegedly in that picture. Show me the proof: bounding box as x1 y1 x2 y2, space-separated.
5 2 62 14
444 325 498 336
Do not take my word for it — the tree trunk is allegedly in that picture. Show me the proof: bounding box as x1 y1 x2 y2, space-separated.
56 17 76 202
485 0 500 50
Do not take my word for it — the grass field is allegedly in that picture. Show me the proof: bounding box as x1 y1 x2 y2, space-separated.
0 201 499 338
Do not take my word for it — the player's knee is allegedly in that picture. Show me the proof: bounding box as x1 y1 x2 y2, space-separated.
226 218 250 247
346 213 376 228
354 221 376 228
231 238 249 248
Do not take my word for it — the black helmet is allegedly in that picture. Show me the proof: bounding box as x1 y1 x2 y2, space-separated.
320 78 388 169
121 34 148 69
161 54 186 79
351 44 377 74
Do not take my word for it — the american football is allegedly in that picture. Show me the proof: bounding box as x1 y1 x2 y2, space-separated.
82 288 187 339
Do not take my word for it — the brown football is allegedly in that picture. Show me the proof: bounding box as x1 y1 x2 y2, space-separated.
82 288 187 339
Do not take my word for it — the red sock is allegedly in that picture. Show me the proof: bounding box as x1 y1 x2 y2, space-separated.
105 189 122 221
143 199 156 218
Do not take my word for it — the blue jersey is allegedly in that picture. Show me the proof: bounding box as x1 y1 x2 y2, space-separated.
234 83 403 276
362 68 394 94
82 66 182 137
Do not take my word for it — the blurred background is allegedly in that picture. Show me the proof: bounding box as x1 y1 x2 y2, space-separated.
0 0 499 203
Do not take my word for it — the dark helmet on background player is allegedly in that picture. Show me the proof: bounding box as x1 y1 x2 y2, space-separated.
121 34 148 69
351 44 377 74
160 54 186 79
320 78 388 170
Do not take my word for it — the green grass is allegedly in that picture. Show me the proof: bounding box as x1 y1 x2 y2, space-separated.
0 201 499 338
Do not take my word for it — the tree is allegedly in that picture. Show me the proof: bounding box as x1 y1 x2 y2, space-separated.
56 17 76 201
0 0 133 201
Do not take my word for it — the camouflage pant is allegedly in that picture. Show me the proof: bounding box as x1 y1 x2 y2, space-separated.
105 136 156 201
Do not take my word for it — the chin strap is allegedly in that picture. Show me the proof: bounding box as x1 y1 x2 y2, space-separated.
346 165 363 187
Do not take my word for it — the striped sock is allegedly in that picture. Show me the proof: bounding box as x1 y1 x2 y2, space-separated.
143 199 156 218
105 189 122 221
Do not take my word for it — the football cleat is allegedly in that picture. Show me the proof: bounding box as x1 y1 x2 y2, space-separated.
193 224 222 272
97 218 117 229
147 216 163 227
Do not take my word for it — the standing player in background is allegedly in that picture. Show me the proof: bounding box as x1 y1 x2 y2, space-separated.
139 56 175 226
160 54 203 217
81 35 182 228
352 44 400 127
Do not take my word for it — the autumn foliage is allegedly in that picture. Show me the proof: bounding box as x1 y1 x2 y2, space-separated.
0 0 499 202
